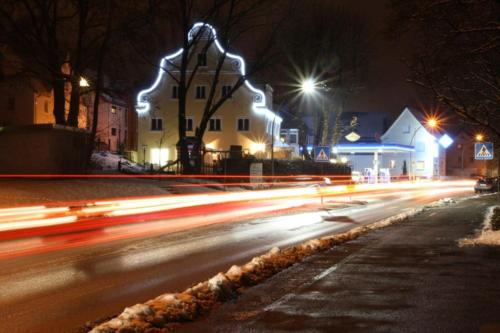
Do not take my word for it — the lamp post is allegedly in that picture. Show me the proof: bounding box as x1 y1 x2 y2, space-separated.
408 117 438 181
300 78 331 147
270 112 278 178
475 133 486 177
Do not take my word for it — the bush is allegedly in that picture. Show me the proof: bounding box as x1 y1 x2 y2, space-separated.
218 157 350 176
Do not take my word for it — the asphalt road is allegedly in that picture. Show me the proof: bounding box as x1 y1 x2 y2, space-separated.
183 195 500 333
0 182 472 333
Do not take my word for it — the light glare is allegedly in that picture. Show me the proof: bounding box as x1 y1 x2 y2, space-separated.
301 79 316 94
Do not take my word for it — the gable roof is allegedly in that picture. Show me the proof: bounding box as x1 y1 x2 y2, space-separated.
135 22 281 123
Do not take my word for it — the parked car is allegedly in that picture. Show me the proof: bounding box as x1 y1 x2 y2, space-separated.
474 177 499 193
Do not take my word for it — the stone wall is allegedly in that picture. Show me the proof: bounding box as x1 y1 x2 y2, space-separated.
0 124 91 174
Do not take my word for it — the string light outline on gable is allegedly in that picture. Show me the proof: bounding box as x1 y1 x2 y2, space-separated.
135 22 282 124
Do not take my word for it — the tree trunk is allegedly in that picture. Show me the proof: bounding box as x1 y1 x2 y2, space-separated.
178 84 190 173
321 103 329 146
191 117 209 174
68 76 81 127
330 100 344 146
85 1 112 170
52 76 66 125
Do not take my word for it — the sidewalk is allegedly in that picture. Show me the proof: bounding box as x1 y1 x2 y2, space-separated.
183 195 500 333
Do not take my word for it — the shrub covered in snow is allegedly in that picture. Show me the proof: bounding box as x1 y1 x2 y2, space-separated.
459 205 500 247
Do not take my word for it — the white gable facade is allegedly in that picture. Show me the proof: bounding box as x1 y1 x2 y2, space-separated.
135 23 281 167
381 107 445 178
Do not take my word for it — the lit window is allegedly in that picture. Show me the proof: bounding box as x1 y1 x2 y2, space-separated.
222 85 232 98
197 53 207 67
209 118 221 131
171 85 179 99
237 118 249 131
195 86 206 99
150 118 163 131
186 117 193 132
111 106 117 114
150 148 169 166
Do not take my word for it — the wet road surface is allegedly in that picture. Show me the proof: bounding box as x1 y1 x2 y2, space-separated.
184 195 500 333
0 183 472 332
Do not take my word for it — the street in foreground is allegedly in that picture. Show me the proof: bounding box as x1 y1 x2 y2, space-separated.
0 182 472 333
183 195 500 333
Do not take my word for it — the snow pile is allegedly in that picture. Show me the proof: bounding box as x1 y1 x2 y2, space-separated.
89 207 425 332
91 151 143 173
459 205 500 247
425 197 456 208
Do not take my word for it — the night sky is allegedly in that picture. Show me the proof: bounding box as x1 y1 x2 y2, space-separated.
336 0 419 119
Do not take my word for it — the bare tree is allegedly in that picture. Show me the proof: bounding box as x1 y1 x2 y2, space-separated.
388 0 500 138
0 0 75 125
133 0 291 173
279 2 372 147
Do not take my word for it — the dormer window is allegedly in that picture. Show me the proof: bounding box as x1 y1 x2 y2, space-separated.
197 53 207 67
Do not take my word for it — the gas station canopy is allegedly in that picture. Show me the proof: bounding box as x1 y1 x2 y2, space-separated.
334 143 415 154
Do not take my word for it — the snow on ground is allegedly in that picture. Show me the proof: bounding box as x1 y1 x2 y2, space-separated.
459 204 500 247
91 151 143 173
0 179 173 207
0 176 245 207
88 203 426 333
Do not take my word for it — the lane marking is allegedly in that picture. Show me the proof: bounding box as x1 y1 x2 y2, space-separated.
312 265 338 282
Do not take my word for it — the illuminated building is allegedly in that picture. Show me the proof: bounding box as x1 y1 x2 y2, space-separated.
135 23 281 167
335 108 452 180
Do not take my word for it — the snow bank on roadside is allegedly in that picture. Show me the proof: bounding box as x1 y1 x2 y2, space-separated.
91 151 143 173
459 205 500 247
88 207 424 333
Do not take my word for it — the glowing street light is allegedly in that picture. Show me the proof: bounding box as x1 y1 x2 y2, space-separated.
475 134 484 142
301 79 316 94
79 77 90 87
427 117 438 128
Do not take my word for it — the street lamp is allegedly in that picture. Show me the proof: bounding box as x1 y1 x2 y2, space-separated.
475 134 484 142
301 79 316 95
300 78 331 148
409 117 439 181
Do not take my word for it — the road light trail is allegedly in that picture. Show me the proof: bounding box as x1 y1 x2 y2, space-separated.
0 180 473 260
0 181 473 239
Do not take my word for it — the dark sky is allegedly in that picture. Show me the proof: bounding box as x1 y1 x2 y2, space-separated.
341 0 420 119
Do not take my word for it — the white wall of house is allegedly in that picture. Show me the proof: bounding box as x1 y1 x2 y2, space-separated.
381 107 444 178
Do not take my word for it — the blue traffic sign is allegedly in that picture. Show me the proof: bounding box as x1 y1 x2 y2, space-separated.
475 142 494 160
314 146 330 162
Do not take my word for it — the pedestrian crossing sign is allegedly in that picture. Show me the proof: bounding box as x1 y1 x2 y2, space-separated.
314 146 330 162
475 142 494 160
